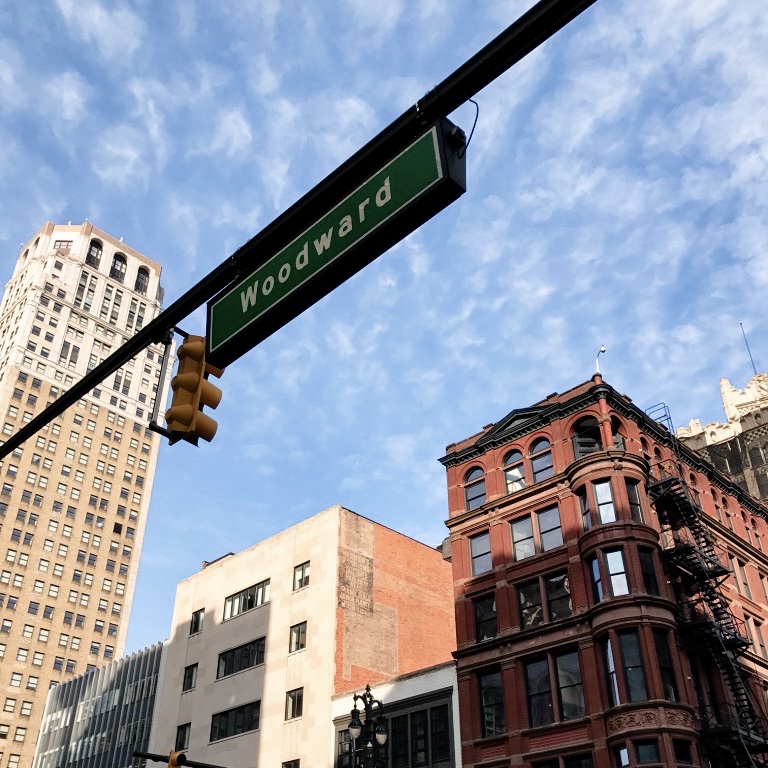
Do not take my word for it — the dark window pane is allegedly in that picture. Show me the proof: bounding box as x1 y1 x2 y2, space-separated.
411 709 428 766
618 631 647 701
673 740 693 764
626 480 644 522
531 451 554 482
479 671 505 737
573 417 602 458
391 715 409 768
538 506 563 550
546 572 572 621
470 532 492 575
525 659 554 727
638 549 659 595
430 705 450 763
589 556 603 602
635 741 659 764
519 581 543 629
555 651 585 720
465 479 486 510
465 468 486 510
564 755 593 768
475 595 497 641
653 631 678 702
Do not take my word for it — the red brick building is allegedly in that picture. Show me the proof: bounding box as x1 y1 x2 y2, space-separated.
440 375 768 768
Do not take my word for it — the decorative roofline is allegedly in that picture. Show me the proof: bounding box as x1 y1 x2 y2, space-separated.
439 378 768 521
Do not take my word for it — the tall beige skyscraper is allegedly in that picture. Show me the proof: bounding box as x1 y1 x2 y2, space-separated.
0 222 170 767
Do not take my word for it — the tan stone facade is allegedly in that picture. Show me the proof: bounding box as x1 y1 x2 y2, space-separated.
149 505 455 768
0 222 169 766
678 374 768 502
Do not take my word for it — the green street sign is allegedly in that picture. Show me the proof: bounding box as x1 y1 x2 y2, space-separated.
206 118 466 367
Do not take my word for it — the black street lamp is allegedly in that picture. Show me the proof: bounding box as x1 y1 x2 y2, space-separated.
348 684 388 768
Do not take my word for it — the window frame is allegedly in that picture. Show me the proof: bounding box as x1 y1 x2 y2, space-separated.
529 437 554 483
503 450 525 493
524 649 586 728
602 629 648 706
474 593 497 642
285 687 304 720
588 548 630 602
217 637 265 679
464 467 487 511
478 670 505 738
510 505 563 561
224 579 270 620
517 570 573 630
289 621 307 653
182 663 198 692
469 531 492 576
210 700 261 742
293 561 310 591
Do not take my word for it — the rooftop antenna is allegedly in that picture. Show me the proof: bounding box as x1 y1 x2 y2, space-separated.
740 321 758 376
595 345 607 374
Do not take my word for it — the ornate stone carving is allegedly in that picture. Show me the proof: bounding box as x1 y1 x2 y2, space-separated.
606 709 659 735
664 709 696 729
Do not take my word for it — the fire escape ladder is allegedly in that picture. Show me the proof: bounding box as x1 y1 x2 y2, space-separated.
648 463 768 767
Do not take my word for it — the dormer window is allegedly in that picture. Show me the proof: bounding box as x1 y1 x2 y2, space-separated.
86 240 102 269
110 254 127 283
572 417 603 458
134 267 149 295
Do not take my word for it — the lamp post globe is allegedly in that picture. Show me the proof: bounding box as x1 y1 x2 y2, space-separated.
347 684 388 768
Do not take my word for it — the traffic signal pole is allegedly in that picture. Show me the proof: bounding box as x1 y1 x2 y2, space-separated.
0 0 598 460
133 750 228 768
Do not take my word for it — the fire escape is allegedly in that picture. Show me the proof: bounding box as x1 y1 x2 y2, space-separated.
648 461 768 768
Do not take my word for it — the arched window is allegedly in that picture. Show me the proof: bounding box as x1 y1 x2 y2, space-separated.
464 467 486 511
572 417 602 458
110 253 127 283
652 448 664 478
688 475 701 507
503 450 525 493
134 266 149 295
611 417 626 450
86 240 102 269
21 249 29 262
530 437 553 483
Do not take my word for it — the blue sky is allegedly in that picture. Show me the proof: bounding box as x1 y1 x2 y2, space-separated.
1 0 766 653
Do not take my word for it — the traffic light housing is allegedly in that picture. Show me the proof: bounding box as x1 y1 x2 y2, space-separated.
168 752 187 767
165 335 224 443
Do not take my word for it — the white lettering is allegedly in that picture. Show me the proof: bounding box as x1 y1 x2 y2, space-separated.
262 276 274 295
375 176 391 207
338 215 353 237
295 242 309 269
278 263 290 283
314 228 333 254
358 198 370 222
240 281 259 313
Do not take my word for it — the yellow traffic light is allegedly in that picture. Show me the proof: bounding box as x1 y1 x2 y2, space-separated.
168 751 187 767
165 335 224 443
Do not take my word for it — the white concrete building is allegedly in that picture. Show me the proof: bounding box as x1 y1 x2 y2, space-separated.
149 505 456 768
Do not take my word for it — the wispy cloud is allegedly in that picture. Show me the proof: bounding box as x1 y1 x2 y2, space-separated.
54 0 146 61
